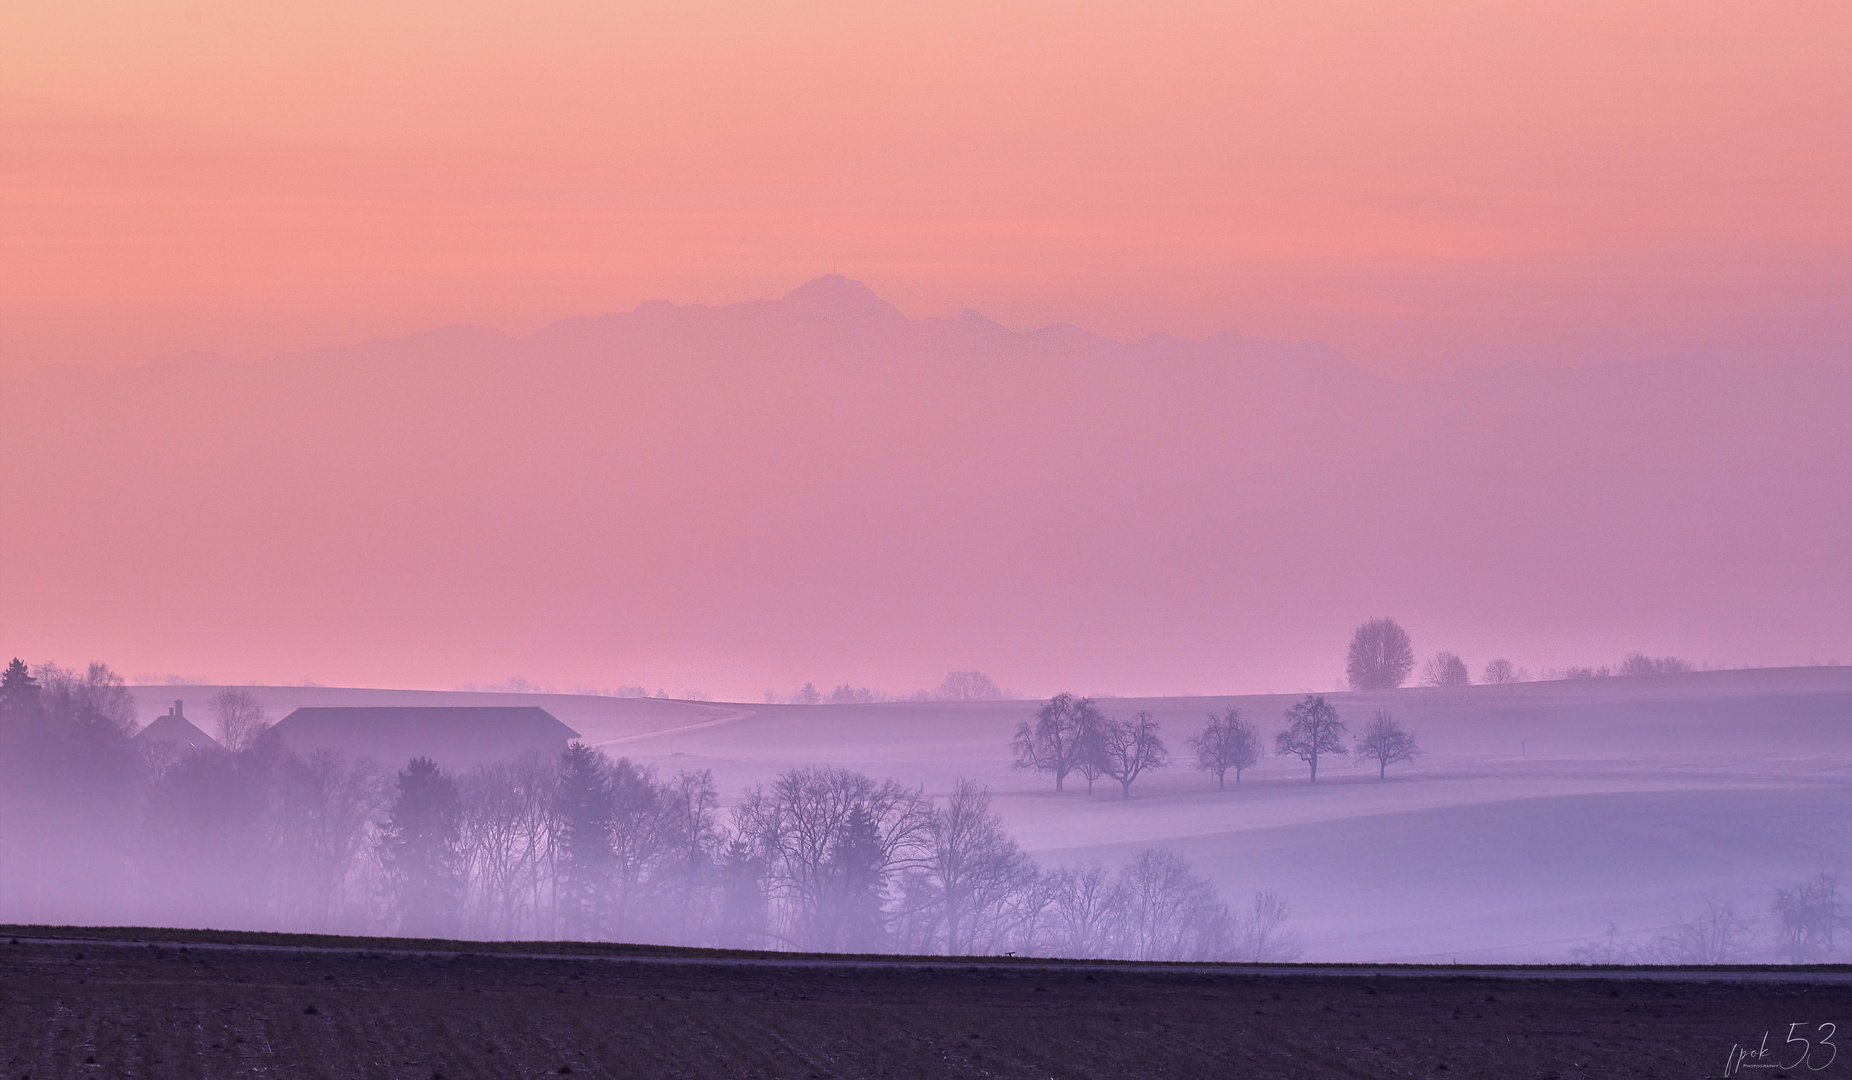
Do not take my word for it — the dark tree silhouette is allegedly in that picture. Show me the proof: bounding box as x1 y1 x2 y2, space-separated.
1274 695 1348 783
1773 873 1841 964
1346 618 1415 690
1011 692 1105 793
1354 708 1419 778
1188 707 1260 788
208 687 270 752
1097 712 1168 798
1420 652 1471 687
379 757 465 938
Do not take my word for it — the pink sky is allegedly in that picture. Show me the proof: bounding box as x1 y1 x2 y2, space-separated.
4 4 1850 698
4 2 1848 376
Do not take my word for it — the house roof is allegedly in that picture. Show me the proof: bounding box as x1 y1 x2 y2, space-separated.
134 712 222 754
269 706 581 772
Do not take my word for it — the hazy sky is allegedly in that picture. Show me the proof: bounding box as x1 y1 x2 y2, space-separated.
4 280 1847 698
5 4 1849 698
4 1 1848 376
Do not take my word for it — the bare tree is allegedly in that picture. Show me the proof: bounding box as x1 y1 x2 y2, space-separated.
1773 873 1841 963
1620 653 1693 677
1354 708 1419 779
1569 923 1645 964
937 671 1003 701
1274 695 1347 783
1420 652 1471 687
1651 898 1754 964
1481 658 1526 684
1097 712 1168 798
1114 848 1235 961
735 766 934 951
1011 692 1105 793
1041 863 1120 959
1240 890 1303 961
1346 617 1414 690
276 750 380 932
1188 707 1259 789
925 779 1037 955
36 662 138 738
209 687 270 753
605 756 677 933
459 757 554 938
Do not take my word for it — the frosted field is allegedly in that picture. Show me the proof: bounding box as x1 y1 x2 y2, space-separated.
133 666 1852 962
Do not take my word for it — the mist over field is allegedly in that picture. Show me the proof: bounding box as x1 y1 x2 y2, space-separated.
4 655 1852 965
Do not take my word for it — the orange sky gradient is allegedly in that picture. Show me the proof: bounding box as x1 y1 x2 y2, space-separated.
5 1 1848 376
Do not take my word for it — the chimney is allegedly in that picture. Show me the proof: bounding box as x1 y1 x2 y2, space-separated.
172 699 183 717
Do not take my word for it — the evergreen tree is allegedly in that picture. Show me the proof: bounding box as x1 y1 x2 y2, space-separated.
379 757 464 937
552 741 615 938
823 803 888 952
717 836 768 949
0 657 41 723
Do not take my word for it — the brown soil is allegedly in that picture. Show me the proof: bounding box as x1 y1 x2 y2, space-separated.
1 930 1845 1078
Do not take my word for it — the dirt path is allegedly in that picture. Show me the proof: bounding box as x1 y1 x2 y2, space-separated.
586 705 758 749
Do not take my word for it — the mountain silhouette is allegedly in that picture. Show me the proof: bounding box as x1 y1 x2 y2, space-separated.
778 275 902 319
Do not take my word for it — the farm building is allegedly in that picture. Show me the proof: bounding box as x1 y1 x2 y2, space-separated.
133 700 222 755
268 706 580 772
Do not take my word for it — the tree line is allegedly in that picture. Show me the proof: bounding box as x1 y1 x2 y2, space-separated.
1012 692 1420 793
1346 616 1693 689
767 670 1014 706
1569 874 1849 965
0 657 1294 960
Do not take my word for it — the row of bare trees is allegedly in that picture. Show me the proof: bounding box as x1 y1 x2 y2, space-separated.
1007 694 1173 797
1013 693 1421 791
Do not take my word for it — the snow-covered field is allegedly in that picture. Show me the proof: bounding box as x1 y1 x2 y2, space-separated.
132 666 1852 961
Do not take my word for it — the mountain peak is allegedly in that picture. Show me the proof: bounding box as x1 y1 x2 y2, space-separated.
780 275 901 318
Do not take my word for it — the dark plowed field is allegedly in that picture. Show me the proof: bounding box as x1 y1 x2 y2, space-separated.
1 931 1846 1078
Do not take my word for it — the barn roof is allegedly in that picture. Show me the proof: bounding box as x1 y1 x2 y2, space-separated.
270 706 581 772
